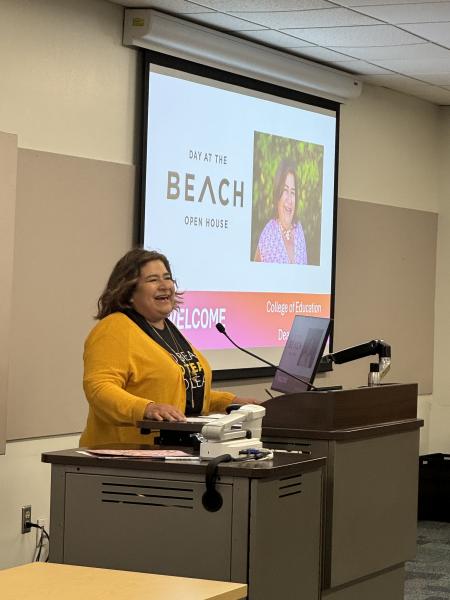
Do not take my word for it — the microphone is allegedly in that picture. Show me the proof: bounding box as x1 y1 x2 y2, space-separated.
215 323 317 391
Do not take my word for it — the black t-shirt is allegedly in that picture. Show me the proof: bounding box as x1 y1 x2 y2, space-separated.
121 309 205 415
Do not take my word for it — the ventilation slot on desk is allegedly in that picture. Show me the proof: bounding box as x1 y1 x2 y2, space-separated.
278 474 303 499
100 482 194 509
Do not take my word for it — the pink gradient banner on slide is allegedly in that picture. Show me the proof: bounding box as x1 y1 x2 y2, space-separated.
170 291 331 349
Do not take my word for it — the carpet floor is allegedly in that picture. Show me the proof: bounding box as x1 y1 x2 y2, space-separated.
405 521 450 600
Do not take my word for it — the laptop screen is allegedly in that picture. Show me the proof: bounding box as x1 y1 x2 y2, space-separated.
271 316 331 394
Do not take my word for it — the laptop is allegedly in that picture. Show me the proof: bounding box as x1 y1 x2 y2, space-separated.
271 315 332 394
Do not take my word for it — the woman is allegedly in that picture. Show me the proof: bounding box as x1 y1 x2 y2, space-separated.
254 159 308 264
80 249 256 447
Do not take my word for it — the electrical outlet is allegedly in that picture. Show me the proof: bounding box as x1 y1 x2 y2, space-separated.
21 505 32 534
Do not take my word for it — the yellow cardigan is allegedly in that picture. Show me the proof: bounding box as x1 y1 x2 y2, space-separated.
80 312 236 447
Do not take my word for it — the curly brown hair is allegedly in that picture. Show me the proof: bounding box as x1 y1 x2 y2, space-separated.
273 158 298 217
95 248 182 319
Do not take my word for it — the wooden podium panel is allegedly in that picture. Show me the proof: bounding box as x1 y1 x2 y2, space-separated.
262 383 418 431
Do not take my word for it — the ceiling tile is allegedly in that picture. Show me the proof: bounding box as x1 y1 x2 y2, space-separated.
334 0 446 6
285 47 388 73
110 0 213 12
400 22 450 46
361 73 450 104
335 43 448 61
195 1 333 11
358 73 421 93
239 30 313 47
413 73 450 85
372 57 450 75
185 12 267 30
324 60 388 74
288 46 356 61
228 7 377 28
351 2 450 24
360 72 436 90
284 25 424 46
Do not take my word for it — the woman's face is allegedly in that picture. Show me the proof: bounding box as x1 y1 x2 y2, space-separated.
277 171 296 230
131 260 175 325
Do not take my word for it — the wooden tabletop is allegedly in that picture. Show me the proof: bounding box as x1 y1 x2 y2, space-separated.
0 562 247 600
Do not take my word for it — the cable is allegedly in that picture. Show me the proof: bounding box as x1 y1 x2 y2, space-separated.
34 530 44 562
202 454 232 512
27 521 50 562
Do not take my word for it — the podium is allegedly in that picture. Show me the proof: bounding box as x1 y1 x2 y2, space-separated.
262 383 422 600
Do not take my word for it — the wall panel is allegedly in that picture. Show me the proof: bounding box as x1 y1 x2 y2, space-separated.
326 198 437 394
7 149 136 440
0 132 18 452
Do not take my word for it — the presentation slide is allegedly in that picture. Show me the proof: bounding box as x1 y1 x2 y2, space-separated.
143 63 337 370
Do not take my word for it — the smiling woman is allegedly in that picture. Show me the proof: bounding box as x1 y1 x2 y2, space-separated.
254 158 308 265
79 248 258 447
131 260 177 328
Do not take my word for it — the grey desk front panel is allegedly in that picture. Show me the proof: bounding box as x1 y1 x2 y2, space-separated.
330 430 419 587
49 461 323 600
249 468 322 600
263 429 420 598
63 472 234 580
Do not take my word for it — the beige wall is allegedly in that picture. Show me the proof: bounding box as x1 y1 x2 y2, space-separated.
0 0 138 568
0 0 448 568
429 107 450 452
340 85 440 211
0 435 79 569
0 0 137 164
340 85 441 455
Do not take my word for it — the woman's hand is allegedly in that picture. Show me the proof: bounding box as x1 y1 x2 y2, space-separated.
144 402 187 422
233 396 262 405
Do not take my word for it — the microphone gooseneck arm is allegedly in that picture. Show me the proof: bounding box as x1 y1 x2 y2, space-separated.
215 323 317 391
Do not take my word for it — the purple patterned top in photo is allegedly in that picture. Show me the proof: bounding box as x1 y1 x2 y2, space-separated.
257 219 308 264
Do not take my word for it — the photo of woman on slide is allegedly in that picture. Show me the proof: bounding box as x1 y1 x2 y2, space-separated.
251 131 324 266
254 159 308 264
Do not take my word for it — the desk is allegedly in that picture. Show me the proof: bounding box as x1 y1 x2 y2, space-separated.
43 450 325 600
0 562 247 600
